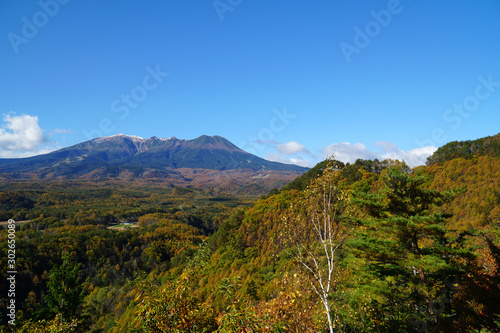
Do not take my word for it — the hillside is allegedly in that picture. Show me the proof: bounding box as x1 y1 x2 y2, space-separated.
0 134 307 193
426 132 500 165
2 133 500 332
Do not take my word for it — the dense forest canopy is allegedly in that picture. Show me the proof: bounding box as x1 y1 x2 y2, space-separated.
426 132 500 165
1 134 500 332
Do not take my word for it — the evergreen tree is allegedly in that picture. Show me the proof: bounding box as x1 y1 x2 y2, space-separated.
350 166 471 332
44 253 83 322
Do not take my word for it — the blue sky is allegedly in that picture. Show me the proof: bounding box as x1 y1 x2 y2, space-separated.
1 0 500 167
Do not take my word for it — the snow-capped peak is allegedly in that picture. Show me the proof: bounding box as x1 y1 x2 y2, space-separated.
112 133 145 140
93 134 145 144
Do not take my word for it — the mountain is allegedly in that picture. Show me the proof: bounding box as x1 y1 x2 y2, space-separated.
426 132 500 165
0 134 307 190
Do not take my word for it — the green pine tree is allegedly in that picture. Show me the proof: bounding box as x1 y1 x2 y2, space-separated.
349 166 471 332
44 253 83 322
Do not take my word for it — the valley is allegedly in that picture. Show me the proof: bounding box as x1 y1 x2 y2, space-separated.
0 133 499 332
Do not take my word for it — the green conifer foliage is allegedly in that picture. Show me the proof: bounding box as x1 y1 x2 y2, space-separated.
44 253 84 322
350 166 472 331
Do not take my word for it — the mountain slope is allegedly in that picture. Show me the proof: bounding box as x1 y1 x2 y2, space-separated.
0 135 307 185
426 132 500 165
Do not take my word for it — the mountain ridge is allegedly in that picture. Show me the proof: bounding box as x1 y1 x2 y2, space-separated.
0 135 307 190
426 132 500 165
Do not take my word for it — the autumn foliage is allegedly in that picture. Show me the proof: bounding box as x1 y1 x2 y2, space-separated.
1 136 500 332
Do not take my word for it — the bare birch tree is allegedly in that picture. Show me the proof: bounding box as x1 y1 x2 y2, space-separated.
284 162 350 333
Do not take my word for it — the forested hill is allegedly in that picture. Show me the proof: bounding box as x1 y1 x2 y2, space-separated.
426 132 500 165
2 135 500 332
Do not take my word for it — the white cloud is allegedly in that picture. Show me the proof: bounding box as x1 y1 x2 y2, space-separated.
322 142 437 168
275 141 310 155
265 153 314 168
375 141 398 153
0 113 45 150
322 142 379 163
289 157 314 168
0 113 59 158
383 146 437 168
264 140 315 168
